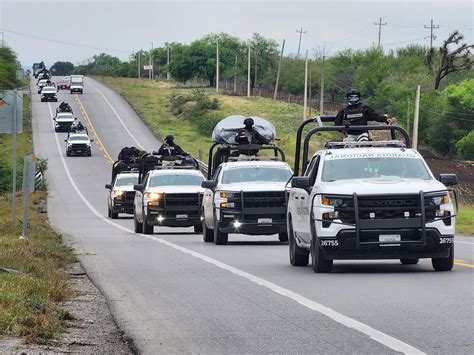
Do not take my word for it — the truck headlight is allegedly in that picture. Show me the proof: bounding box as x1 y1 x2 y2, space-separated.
144 192 163 206
111 190 125 199
321 196 344 207
430 194 449 206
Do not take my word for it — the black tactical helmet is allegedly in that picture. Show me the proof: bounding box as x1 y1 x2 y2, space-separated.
346 88 361 106
244 117 254 127
165 134 174 144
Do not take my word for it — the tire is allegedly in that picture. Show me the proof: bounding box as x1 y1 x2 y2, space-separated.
311 216 333 273
288 216 309 266
142 212 154 234
202 219 213 243
111 210 118 219
432 245 454 271
278 232 288 242
66 151 70 157
133 211 142 233
194 224 203 234
107 206 111 218
213 210 228 245
400 258 419 265
87 152 91 157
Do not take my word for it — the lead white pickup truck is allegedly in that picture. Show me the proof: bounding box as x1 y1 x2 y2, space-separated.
287 119 457 273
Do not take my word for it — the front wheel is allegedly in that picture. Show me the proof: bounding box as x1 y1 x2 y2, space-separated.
111 210 118 219
311 217 333 273
288 216 309 266
202 218 213 243
133 210 142 233
142 212 154 234
213 210 228 245
432 245 454 271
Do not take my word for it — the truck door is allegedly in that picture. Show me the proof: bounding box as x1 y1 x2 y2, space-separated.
203 166 221 229
298 156 320 243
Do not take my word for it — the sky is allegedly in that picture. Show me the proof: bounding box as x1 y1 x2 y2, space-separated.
0 0 472 68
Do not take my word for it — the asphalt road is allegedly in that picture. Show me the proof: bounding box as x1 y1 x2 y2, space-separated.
31 77 474 354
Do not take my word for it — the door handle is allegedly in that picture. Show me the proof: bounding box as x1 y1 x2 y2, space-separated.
301 197 305 200
294 196 299 199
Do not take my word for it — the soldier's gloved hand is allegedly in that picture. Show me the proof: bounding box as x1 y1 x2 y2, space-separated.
385 115 396 125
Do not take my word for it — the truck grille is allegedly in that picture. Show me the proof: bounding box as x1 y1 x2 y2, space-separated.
165 193 201 207
242 191 286 208
336 195 437 224
71 144 89 149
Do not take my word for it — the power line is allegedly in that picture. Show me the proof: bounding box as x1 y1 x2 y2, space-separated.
382 37 427 47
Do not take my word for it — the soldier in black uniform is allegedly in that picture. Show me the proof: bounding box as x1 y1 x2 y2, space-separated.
335 88 395 141
235 118 271 145
158 134 185 157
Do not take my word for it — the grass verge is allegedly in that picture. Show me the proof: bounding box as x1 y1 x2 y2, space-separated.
0 88 76 343
95 77 334 167
456 205 474 236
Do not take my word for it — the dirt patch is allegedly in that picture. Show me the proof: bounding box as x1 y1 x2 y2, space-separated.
419 148 474 204
0 263 133 354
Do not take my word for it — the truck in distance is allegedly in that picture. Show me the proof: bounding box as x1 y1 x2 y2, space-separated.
70 75 84 94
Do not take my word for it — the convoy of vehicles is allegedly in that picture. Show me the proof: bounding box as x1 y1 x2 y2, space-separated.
32 67 459 272
287 120 457 272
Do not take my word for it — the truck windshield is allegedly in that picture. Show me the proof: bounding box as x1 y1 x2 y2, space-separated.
149 174 203 187
115 176 138 187
222 167 292 184
322 157 431 181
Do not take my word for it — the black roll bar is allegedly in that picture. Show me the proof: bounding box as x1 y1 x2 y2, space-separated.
300 125 412 175
207 143 287 179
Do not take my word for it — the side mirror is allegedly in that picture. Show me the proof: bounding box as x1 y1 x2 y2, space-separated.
201 180 216 189
105 184 112 190
291 176 311 188
133 184 145 192
75 117 78 120
64 139 67 142
439 174 457 186
90 139 94 142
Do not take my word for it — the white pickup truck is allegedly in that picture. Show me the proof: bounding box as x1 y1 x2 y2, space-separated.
202 160 293 245
287 121 457 273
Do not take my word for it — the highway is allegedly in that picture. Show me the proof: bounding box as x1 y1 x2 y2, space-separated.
32 77 474 354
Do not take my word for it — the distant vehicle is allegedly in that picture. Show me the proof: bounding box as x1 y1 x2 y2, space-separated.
105 172 140 219
53 112 75 132
37 79 48 93
64 131 93 156
70 75 84 94
287 117 458 272
40 86 58 102
57 78 71 90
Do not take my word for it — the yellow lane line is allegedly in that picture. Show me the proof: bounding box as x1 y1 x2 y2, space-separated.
454 262 474 269
74 95 114 165
454 258 468 263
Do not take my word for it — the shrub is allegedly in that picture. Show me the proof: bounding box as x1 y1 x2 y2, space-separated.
455 131 474 160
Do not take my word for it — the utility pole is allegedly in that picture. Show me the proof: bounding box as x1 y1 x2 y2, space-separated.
138 51 141 79
296 27 306 57
167 47 171 80
216 39 219 92
412 85 421 149
11 89 18 225
424 19 439 50
406 96 411 134
1 32 4 47
303 50 309 119
320 55 325 115
273 39 285 100
233 54 238 94
247 42 251 98
149 42 153 80
254 51 258 96
374 17 387 48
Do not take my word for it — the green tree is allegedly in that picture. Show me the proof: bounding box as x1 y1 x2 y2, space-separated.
0 46 19 90
50 61 74 76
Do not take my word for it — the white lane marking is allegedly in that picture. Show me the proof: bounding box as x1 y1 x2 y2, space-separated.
455 240 474 245
85 78 145 150
45 103 424 355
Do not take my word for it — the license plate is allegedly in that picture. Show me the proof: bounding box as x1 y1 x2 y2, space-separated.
258 218 272 224
176 214 188 219
379 234 401 246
